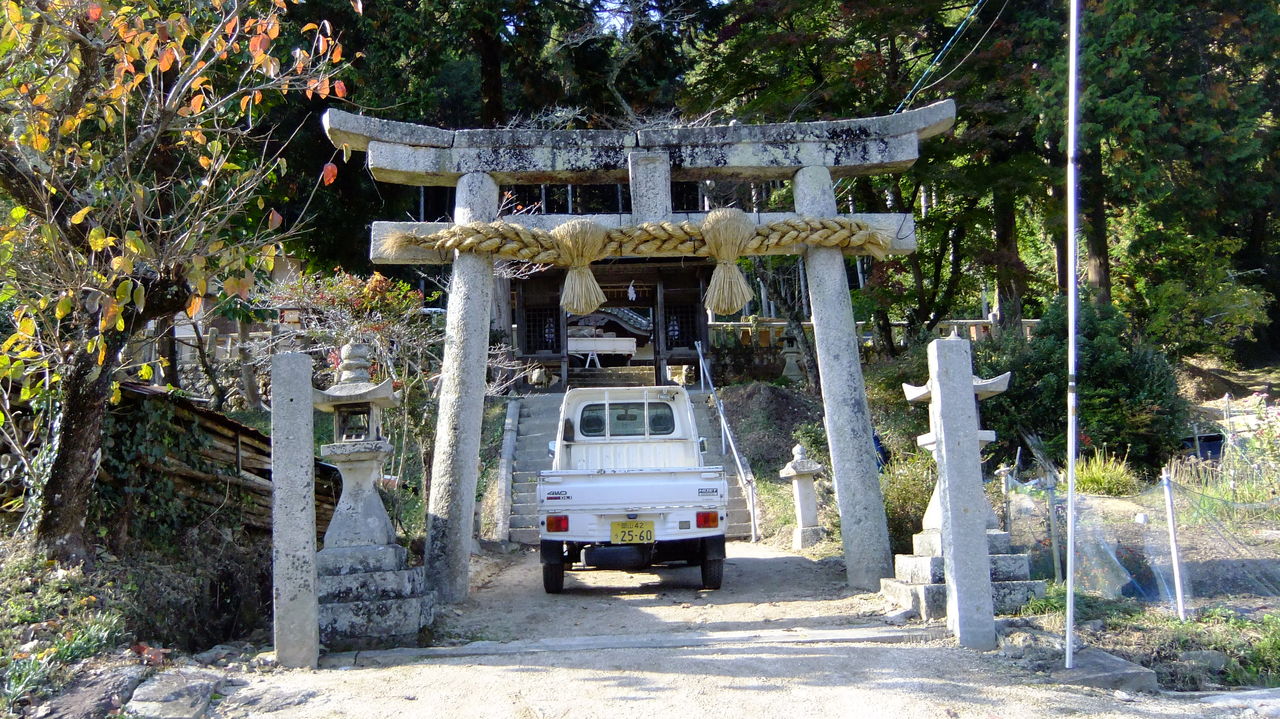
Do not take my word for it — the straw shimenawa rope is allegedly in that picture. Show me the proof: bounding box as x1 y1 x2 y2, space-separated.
551 219 609 315
701 208 757 315
387 212 893 314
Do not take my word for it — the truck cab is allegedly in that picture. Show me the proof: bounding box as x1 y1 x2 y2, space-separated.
538 386 728 593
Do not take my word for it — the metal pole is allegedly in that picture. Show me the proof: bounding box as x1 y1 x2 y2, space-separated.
1064 0 1082 670
1161 469 1187 620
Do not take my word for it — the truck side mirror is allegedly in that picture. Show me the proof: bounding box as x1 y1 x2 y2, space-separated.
562 418 575 443
699 437 707 453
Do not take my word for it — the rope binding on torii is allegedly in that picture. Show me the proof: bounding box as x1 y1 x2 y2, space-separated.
387 207 892 316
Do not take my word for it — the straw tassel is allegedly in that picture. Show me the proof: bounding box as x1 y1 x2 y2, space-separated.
552 219 608 315
701 208 756 315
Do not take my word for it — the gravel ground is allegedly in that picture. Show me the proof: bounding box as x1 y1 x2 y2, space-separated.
208 542 1240 719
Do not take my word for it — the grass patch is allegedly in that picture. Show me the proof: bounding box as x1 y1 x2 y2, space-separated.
0 543 127 713
1018 585 1280 689
1074 449 1144 496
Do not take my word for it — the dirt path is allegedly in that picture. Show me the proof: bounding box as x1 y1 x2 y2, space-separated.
434 540 885 643
207 543 1237 718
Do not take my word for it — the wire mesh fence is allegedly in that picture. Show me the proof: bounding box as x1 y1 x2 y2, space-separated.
1005 399 1280 618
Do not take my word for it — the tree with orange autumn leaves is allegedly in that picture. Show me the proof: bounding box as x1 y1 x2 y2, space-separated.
0 0 347 564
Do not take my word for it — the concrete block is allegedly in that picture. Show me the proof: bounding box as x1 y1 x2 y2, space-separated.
894 554 1030 585
991 580 1046 615
1051 648 1159 693
880 578 946 620
882 577 1044 619
792 525 824 550
316 545 407 576
319 597 426 640
912 529 1009 557
318 567 425 603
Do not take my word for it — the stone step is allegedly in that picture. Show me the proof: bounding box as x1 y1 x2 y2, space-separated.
912 529 1010 557
511 515 540 529
880 578 1046 621
725 523 752 540
318 594 433 643
516 448 555 464
510 527 540 545
893 553 1030 585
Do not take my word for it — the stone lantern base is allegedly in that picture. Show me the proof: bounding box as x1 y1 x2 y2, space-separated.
316 545 435 651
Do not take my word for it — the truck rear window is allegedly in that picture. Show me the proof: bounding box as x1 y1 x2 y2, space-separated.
579 402 675 437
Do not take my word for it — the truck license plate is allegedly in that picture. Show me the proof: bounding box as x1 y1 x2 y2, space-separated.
610 520 654 544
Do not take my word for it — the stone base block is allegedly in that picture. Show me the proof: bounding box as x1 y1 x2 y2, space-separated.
881 578 1046 620
1050 648 1159 693
318 566 425 603
792 525 824 550
913 529 1010 557
319 594 432 643
992 578 1046 612
894 554 1030 585
316 545 407 576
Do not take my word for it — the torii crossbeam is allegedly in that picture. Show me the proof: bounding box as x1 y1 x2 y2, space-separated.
322 101 956 601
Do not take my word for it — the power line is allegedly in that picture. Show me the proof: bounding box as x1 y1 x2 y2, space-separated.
894 0 991 114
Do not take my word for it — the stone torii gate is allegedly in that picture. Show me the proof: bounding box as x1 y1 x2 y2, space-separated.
321 101 956 601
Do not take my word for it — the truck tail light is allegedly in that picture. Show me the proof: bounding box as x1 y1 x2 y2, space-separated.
545 515 569 532
696 511 719 529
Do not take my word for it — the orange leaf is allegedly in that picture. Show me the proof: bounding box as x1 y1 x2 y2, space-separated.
158 46 175 72
331 43 343 63
224 16 238 36
186 294 203 318
321 162 338 186
189 94 205 113
317 77 330 98
87 2 102 22
333 80 347 98
268 208 283 229
351 0 363 14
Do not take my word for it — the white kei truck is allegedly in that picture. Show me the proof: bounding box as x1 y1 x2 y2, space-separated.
538 386 729 593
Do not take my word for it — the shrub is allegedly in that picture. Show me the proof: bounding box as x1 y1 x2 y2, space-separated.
879 453 937 555
972 297 1189 473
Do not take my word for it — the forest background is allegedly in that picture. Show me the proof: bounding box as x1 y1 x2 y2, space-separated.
0 0 1277 564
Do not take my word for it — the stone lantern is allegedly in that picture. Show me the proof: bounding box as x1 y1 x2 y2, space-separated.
781 444 824 550
779 330 805 383
314 343 398 550
312 342 431 649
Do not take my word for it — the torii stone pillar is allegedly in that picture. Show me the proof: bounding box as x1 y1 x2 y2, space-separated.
795 166 893 590
425 172 497 603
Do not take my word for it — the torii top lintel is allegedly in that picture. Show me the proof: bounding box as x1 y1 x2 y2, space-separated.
321 101 955 186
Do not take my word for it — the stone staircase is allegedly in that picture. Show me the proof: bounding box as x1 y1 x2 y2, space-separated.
880 528 1045 620
566 366 655 388
506 388 755 545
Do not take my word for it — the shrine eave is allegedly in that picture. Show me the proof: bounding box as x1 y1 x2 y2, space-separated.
322 101 955 187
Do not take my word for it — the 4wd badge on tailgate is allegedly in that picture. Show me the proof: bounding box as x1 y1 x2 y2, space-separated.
546 490 571 500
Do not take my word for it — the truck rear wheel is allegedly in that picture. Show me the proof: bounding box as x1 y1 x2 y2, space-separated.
543 562 565 593
700 558 723 590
